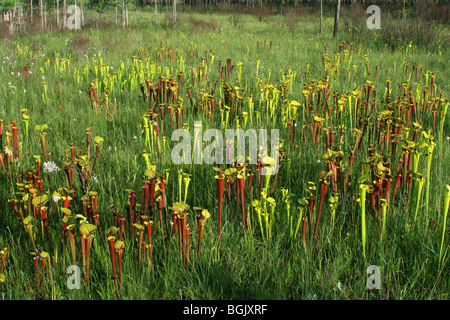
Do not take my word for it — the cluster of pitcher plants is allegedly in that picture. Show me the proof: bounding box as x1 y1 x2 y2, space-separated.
0 39 448 298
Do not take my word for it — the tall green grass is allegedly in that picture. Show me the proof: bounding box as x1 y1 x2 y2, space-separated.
0 10 448 300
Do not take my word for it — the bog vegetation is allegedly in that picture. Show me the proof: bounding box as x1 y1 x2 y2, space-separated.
0 1 448 299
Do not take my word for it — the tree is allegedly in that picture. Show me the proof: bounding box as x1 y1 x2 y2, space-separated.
173 0 176 26
320 0 323 33
154 0 157 26
333 0 341 37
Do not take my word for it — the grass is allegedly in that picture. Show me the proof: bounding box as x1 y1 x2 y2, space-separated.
0 7 449 300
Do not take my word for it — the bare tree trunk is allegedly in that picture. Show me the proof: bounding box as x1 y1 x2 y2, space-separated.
74 0 77 30
320 0 323 33
44 1 47 30
402 0 406 21
56 0 60 29
40 0 44 31
333 0 340 37
259 0 262 21
63 0 67 28
173 0 176 26
10 5 16 33
81 3 84 26
30 0 33 25
115 6 118 25
126 4 128 27
122 0 125 27
8 10 14 34
155 0 158 26
16 2 24 32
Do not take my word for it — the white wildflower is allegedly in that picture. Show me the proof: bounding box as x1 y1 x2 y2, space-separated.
43 161 61 173
4 147 13 157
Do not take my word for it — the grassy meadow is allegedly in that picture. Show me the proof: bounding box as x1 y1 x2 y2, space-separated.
0 6 449 300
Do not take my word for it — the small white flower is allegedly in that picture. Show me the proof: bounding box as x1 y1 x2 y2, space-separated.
92 176 98 183
52 194 61 202
43 161 61 173
334 281 345 292
317 159 321 163
4 147 13 157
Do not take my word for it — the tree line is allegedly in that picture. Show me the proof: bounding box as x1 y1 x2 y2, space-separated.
1 0 447 34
